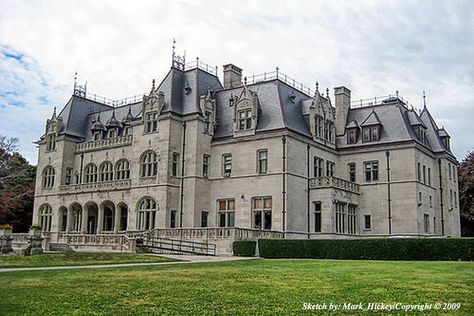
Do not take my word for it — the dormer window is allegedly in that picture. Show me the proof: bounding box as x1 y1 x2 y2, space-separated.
123 126 132 136
145 112 158 133
362 126 380 142
107 128 117 138
204 111 211 133
238 110 252 130
93 132 102 141
46 133 56 151
347 129 356 144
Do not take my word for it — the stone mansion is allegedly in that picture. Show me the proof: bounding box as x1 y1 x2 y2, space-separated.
32 53 461 241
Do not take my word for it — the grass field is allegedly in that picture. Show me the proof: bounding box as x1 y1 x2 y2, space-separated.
0 258 472 315
0 252 175 268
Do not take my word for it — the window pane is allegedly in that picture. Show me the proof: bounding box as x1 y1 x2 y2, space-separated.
264 198 272 209
228 212 235 227
219 201 227 210
264 211 272 230
227 200 235 210
254 198 262 209
219 213 226 227
254 211 262 229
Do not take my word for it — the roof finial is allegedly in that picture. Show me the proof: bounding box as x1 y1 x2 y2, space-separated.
326 88 329 98
171 38 176 66
315 81 319 92
423 90 426 108
244 76 247 85
73 71 77 92
276 66 279 79
52 106 57 119
152 79 155 90
396 90 399 98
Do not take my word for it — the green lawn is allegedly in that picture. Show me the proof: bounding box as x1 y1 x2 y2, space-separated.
0 252 176 268
0 259 472 315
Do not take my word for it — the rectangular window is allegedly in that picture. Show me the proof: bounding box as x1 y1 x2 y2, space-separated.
46 134 56 151
170 210 177 228
362 127 380 142
203 154 210 178
326 161 335 177
223 154 232 177
364 161 379 182
313 157 324 177
423 165 426 184
347 204 357 234
65 167 73 185
429 195 432 208
314 202 322 233
204 111 211 133
448 163 452 180
348 163 356 182
257 149 268 174
172 152 179 177
335 202 347 233
428 168 431 186
371 127 379 141
108 129 116 138
417 163 421 181
424 214 429 234
253 197 272 230
364 215 371 230
419 192 422 203
347 129 356 144
450 189 453 206
93 132 101 141
217 199 235 227
201 211 209 228
363 128 370 142
145 112 158 133
238 110 252 130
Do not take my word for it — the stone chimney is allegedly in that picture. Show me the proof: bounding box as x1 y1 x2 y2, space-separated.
223 64 242 89
334 86 351 136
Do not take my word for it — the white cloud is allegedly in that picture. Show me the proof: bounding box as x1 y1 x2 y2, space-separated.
0 0 473 162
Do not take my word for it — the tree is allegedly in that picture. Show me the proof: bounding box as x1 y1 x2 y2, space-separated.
0 136 36 232
459 150 474 236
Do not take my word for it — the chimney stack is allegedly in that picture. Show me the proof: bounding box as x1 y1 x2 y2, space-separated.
223 64 242 89
334 86 351 136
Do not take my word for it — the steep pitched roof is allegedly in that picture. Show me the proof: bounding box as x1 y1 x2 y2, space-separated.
419 107 450 154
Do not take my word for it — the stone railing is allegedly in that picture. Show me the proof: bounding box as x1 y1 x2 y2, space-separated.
309 176 360 194
146 227 285 240
75 134 133 153
58 179 131 194
59 233 135 251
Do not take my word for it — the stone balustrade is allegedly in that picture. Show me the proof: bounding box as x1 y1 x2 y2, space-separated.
59 233 134 251
75 134 133 153
309 176 360 194
58 179 131 194
146 227 285 240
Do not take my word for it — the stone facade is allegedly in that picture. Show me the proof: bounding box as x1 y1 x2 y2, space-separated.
32 57 461 243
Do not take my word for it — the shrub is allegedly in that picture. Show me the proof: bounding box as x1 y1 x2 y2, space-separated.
30 224 42 230
0 224 13 229
233 240 257 257
258 238 474 261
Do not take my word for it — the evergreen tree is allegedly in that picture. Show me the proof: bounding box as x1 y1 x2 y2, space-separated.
459 150 474 236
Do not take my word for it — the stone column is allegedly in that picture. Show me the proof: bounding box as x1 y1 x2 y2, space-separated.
81 207 89 233
114 206 120 233
97 206 104 234
66 208 72 232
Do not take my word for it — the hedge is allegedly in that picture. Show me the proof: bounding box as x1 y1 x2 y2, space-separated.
233 240 257 257
258 238 474 261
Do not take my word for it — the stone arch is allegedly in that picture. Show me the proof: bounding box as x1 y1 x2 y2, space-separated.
99 200 116 232
116 201 129 232
84 201 99 234
38 203 53 232
68 202 83 232
58 205 68 232
136 196 159 231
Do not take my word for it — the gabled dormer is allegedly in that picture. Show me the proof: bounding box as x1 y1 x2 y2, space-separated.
91 114 107 141
307 86 335 145
200 88 217 136
438 127 451 151
45 107 62 152
106 110 121 138
233 84 260 137
345 120 359 144
407 109 428 145
142 80 165 134
360 109 381 142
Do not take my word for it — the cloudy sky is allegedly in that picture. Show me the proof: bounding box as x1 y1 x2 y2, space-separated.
0 0 473 163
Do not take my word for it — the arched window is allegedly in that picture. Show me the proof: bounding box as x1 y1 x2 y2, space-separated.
84 163 98 183
140 151 158 177
42 166 55 188
99 161 113 182
39 204 53 232
137 197 157 230
115 159 130 180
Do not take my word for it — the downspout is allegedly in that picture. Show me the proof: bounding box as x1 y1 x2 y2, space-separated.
282 136 287 237
179 121 187 230
79 153 84 183
386 150 392 234
307 144 311 238
438 159 445 235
